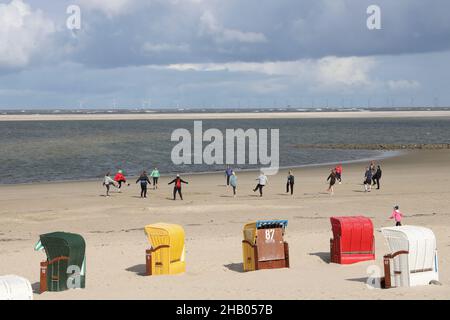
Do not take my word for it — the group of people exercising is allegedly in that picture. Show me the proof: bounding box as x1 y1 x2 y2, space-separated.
103 168 188 200
103 165 295 200
103 161 383 200
225 165 295 198
327 161 382 195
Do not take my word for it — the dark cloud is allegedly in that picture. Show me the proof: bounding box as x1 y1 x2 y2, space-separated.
56 0 450 68
1 0 450 108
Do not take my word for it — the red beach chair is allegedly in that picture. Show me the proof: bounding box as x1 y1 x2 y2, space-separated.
330 216 375 264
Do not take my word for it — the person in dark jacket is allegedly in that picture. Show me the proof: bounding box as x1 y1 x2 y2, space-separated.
327 169 337 195
168 174 188 200
372 165 382 190
225 165 233 187
136 171 151 198
364 167 373 192
286 170 295 196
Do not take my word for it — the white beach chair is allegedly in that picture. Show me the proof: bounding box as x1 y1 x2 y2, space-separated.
381 226 439 288
0 275 33 300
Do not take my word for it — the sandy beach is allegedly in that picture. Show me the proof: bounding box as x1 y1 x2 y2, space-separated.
1 150 449 300
1 111 450 121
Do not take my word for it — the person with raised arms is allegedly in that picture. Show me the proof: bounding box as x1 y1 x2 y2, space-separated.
168 174 188 200
136 170 152 198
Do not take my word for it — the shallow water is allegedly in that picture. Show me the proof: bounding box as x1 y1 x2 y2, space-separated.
0 118 449 184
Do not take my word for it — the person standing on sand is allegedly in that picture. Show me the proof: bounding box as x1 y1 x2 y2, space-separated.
327 169 337 195
390 205 403 226
364 167 373 192
103 172 117 196
225 165 233 187
136 170 151 198
372 165 382 190
168 174 188 200
114 170 129 192
253 172 268 197
335 164 343 184
370 161 376 177
286 170 295 196
150 168 160 190
229 171 237 197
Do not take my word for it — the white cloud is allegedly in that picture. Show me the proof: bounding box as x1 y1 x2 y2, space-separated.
142 42 190 54
167 61 306 75
0 0 55 69
78 0 136 17
199 11 267 43
388 80 421 91
167 56 376 90
315 56 376 88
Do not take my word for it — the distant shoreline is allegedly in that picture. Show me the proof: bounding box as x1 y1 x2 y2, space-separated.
1 110 450 121
292 143 450 150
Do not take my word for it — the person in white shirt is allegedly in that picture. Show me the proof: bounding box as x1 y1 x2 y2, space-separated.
253 172 268 197
103 172 117 196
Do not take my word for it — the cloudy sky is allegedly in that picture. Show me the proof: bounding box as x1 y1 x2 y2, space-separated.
1 0 450 109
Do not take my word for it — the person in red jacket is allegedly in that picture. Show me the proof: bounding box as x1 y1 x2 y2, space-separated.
114 170 129 190
168 174 188 200
335 164 343 184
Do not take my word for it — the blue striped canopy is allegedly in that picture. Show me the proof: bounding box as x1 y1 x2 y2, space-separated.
256 220 288 229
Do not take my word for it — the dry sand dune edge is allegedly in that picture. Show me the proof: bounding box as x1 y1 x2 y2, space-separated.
1 111 450 121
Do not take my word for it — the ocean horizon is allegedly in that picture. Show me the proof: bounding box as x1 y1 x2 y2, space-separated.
1 106 450 115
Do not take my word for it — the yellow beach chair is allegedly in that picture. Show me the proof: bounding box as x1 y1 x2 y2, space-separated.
144 223 186 276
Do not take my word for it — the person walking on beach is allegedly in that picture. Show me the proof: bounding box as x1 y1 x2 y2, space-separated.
225 165 233 187
335 164 343 184
327 169 337 195
114 170 129 191
364 167 373 192
150 167 160 190
286 170 295 196
369 161 376 173
136 170 151 198
103 172 117 197
390 205 403 226
229 171 238 197
372 165 382 190
168 174 188 200
253 172 268 197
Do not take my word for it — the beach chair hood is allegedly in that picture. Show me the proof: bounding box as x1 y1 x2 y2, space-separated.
144 223 185 262
330 216 375 264
37 232 86 292
0 275 33 300
381 225 438 287
39 232 86 268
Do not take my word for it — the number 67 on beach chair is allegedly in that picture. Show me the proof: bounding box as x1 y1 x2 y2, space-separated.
242 220 289 272
144 223 186 276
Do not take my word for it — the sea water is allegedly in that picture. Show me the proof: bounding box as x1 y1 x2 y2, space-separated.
0 117 449 184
